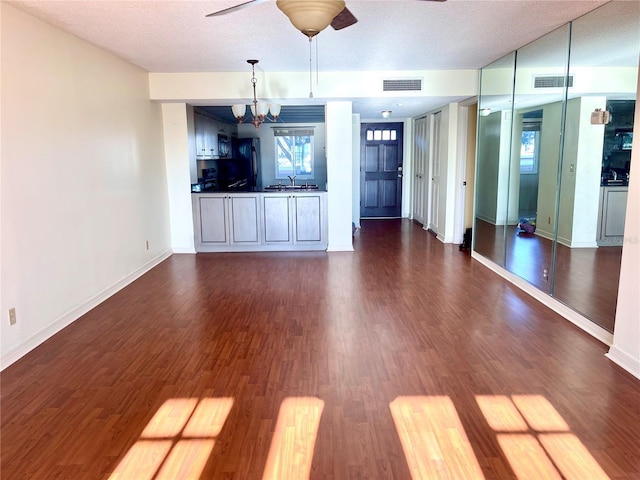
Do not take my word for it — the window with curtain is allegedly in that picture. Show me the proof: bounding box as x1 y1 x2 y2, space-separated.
274 128 314 179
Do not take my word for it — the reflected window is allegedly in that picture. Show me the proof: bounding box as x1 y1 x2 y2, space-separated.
520 116 542 174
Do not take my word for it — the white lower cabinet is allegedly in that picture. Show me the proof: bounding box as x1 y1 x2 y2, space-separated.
194 192 326 252
196 194 261 247
263 193 324 245
597 186 628 246
199 195 227 243
293 195 324 243
263 194 292 243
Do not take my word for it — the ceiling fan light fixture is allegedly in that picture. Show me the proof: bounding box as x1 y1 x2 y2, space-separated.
276 0 345 38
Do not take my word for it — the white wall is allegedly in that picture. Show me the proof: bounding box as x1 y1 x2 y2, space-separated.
149 70 478 104
475 111 502 224
0 4 172 368
161 103 196 254
352 114 361 228
326 102 354 251
535 102 564 240
442 103 460 243
559 96 605 248
607 70 640 379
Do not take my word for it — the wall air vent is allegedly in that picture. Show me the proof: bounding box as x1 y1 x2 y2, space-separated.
533 74 574 89
383 79 423 92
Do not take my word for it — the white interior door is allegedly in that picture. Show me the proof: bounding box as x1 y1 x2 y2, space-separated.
428 111 442 234
413 117 428 225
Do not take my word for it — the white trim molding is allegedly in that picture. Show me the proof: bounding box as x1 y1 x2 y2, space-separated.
606 346 640 380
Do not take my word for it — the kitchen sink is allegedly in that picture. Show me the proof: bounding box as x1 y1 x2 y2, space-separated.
264 184 319 191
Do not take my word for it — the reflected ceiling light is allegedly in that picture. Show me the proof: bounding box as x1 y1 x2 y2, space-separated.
276 0 345 39
232 59 281 129
381 110 392 119
479 108 491 117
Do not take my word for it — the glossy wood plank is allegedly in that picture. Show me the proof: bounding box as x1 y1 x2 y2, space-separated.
1 219 639 479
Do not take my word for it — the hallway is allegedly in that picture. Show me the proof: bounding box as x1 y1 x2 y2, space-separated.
1 219 638 479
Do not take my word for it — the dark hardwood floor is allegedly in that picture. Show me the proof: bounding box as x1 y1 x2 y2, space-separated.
474 218 621 332
2 219 639 479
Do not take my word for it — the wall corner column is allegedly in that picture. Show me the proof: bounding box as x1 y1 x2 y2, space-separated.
161 103 196 254
326 101 354 252
606 70 640 379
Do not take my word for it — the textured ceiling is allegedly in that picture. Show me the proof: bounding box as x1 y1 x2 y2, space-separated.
8 0 621 119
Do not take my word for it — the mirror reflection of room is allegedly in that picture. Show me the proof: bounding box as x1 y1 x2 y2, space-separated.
473 1 638 333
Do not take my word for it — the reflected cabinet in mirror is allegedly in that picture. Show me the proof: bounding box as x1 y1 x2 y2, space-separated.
474 1 639 332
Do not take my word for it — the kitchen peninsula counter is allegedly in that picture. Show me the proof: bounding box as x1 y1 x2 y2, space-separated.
192 191 328 252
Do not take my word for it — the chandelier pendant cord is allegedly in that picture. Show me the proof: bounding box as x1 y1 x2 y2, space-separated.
251 61 259 126
309 37 314 98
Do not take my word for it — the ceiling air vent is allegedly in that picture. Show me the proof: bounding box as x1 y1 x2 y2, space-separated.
383 78 423 92
533 74 574 89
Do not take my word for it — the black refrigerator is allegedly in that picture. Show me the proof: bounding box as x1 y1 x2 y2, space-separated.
217 137 261 190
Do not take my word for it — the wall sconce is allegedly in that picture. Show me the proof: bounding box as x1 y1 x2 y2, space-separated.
590 108 611 125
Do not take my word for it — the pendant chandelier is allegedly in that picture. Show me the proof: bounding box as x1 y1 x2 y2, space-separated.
232 59 281 129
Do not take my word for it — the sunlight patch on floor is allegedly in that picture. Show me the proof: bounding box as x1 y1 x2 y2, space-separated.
108 397 234 480
390 395 485 480
476 394 610 480
262 396 325 480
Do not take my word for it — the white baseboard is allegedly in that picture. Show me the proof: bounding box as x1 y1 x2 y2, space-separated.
172 247 196 254
471 251 614 347
326 244 355 252
0 249 173 371
606 346 640 380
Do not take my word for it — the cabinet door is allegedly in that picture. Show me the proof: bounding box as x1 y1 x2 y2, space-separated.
204 116 216 157
600 188 628 242
195 113 216 157
199 196 228 243
263 195 292 244
195 112 207 157
229 196 260 244
293 195 322 243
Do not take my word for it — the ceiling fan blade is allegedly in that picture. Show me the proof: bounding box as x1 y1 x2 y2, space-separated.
206 0 269 17
331 7 358 30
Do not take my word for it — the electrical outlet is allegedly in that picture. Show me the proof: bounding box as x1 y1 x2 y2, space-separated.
9 308 16 325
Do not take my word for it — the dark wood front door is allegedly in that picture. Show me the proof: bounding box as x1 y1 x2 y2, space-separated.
360 122 404 218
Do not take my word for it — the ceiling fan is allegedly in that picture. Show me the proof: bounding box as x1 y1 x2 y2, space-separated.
207 0 446 39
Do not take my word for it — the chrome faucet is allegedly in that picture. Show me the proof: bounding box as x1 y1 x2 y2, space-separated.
287 175 296 186
611 170 618 181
